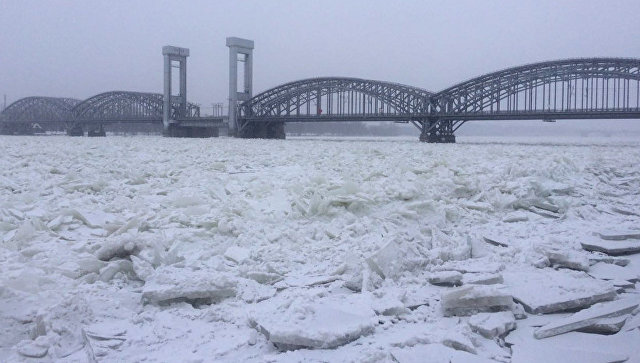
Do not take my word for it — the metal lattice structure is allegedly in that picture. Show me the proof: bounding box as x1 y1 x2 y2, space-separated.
242 77 432 118
239 58 640 142
0 97 80 123
239 77 433 138
3 58 639 141
432 58 640 117
72 91 200 122
419 58 640 142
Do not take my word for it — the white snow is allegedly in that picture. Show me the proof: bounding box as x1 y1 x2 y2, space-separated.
534 297 640 338
468 311 517 338
1 135 640 361
503 269 617 314
441 285 514 316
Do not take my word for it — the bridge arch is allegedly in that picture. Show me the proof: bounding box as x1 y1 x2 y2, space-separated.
431 58 640 115
73 91 165 121
72 91 200 122
0 97 80 123
241 77 433 118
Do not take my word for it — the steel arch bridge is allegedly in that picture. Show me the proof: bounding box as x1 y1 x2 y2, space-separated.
238 77 433 138
72 91 201 123
1 91 208 135
239 58 640 142
0 97 81 134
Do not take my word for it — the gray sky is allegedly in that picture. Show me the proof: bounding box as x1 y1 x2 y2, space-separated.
1 0 640 112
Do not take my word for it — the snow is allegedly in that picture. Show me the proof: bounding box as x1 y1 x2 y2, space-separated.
441 285 514 316
468 311 517 338
534 297 640 338
503 269 617 314
1 135 640 361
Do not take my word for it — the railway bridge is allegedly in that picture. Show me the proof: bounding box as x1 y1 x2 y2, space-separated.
237 58 640 142
1 37 638 142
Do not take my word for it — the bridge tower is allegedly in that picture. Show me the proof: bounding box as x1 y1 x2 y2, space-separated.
226 37 254 136
162 46 190 135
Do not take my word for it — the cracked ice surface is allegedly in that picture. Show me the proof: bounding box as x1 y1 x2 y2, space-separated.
1 135 640 362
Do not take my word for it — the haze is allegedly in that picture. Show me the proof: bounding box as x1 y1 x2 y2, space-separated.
1 0 640 113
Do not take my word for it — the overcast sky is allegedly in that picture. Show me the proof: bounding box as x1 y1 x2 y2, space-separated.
1 0 639 112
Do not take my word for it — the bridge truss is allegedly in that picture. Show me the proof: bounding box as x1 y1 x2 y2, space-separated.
239 58 640 142
239 77 433 138
0 91 204 135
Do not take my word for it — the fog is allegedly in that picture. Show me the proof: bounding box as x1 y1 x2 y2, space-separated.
1 0 639 134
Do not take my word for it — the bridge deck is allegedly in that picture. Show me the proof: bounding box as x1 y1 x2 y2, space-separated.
243 109 640 123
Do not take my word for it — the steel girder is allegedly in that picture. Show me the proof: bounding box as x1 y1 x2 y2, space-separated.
431 58 640 116
72 91 200 122
241 77 433 118
1 92 201 126
0 97 80 123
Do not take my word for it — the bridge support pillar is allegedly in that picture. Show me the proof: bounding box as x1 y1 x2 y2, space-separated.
420 119 456 143
88 124 106 137
166 124 219 138
67 123 84 137
227 37 254 137
162 46 190 136
238 122 285 139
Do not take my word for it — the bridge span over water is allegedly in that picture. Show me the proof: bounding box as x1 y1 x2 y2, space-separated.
1 37 638 142
238 58 640 142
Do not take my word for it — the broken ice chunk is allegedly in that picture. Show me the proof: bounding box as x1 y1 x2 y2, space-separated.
502 211 529 223
462 273 504 285
441 285 513 317
130 255 154 281
532 200 560 214
581 238 640 256
236 279 276 303
482 236 509 248
224 246 251 264
534 298 639 339
428 271 462 286
577 315 628 335
504 269 616 314
278 274 340 289
391 343 494 363
244 271 283 285
253 305 375 350
142 266 236 305
17 339 49 358
95 238 141 261
366 239 423 279
542 247 590 272
588 262 639 282
611 206 638 216
588 255 629 267
594 231 640 241
441 331 476 354
468 311 516 339
98 260 134 282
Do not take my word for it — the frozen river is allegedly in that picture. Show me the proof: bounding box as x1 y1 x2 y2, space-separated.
1 135 639 362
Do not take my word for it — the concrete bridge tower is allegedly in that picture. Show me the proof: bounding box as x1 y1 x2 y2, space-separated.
162 46 189 135
226 37 254 136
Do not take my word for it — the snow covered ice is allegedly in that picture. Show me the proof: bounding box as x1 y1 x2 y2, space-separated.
1 135 640 362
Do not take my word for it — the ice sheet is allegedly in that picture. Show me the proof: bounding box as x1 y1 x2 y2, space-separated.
1 135 639 361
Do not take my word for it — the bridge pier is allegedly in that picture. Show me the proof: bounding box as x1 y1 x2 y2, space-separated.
88 124 106 137
238 121 285 139
67 123 84 136
420 119 456 143
165 124 219 138
0 122 34 135
227 37 254 137
162 46 190 136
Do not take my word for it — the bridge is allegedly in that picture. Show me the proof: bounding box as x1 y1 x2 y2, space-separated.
0 91 224 136
238 58 640 142
1 37 638 142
